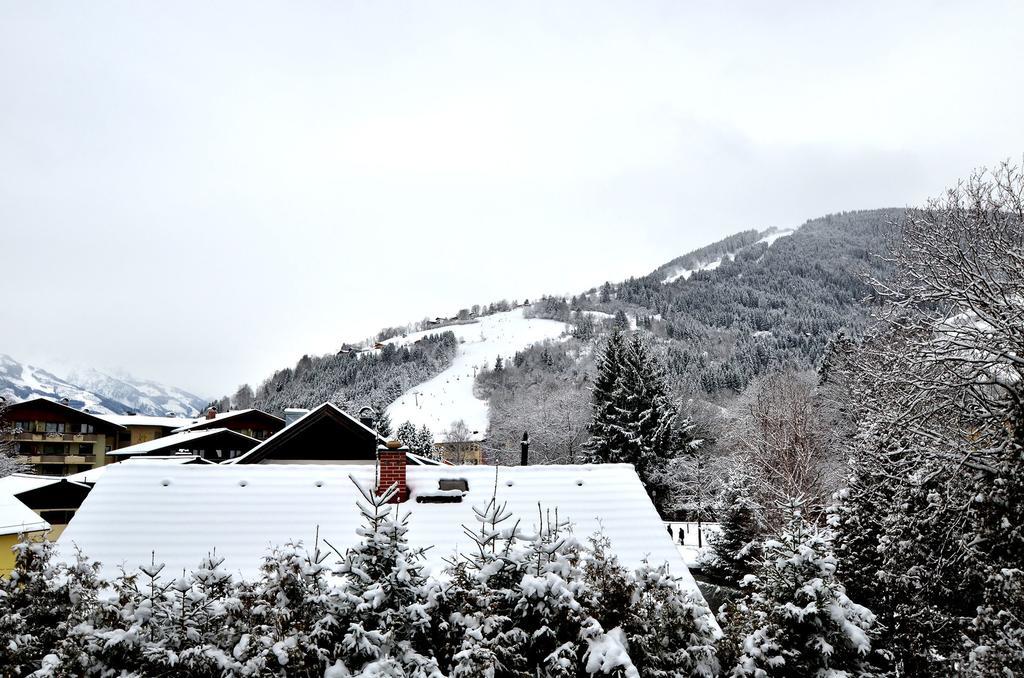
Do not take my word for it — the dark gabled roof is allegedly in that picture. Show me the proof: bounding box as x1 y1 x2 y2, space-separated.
172 409 285 433
16 478 93 511
5 397 127 433
228 402 383 464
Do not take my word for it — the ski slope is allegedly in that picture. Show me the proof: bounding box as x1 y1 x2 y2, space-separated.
386 308 568 441
661 227 794 284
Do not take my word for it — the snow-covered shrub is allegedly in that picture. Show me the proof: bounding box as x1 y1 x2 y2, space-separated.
727 504 878 678
0 539 96 675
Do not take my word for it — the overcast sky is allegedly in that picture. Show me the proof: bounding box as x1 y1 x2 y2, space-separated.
2 1 1023 397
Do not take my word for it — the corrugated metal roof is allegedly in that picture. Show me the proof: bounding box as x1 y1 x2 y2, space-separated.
56 462 698 595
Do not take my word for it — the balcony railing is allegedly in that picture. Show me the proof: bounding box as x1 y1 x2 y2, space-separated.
28 454 97 464
1 432 98 443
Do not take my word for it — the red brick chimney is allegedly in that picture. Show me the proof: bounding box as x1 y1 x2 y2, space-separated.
206 406 217 420
377 440 409 503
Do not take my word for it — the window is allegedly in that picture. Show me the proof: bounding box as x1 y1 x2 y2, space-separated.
79 423 94 433
44 422 66 434
42 443 64 455
78 444 93 455
14 421 29 433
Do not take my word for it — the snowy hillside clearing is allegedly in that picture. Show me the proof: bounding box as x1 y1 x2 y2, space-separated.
386 308 568 440
661 227 794 284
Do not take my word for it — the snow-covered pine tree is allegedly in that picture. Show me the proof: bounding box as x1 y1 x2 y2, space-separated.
584 331 680 514
582 328 628 465
624 561 720 678
374 405 393 438
613 334 679 513
334 478 440 676
235 541 335 675
704 473 764 587
439 498 524 675
397 420 417 448
728 502 878 678
414 424 436 458
0 540 113 676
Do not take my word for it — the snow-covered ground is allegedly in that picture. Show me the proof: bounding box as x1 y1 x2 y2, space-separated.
386 308 568 440
666 521 721 568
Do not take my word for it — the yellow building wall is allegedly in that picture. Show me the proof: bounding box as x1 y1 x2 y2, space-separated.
0 531 47 576
127 425 164 446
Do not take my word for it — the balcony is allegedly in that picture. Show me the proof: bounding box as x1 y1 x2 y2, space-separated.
28 455 97 465
1 432 98 443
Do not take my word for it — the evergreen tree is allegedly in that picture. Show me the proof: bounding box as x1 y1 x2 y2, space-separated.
613 310 630 332
582 329 628 465
584 332 679 513
728 503 878 677
373 405 393 438
334 480 440 675
396 420 417 448
705 474 764 586
414 424 435 458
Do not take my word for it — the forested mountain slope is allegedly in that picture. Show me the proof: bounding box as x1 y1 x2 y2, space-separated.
480 209 900 463
586 208 900 394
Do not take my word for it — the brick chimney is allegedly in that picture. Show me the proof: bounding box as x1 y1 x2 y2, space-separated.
377 439 409 503
206 406 217 420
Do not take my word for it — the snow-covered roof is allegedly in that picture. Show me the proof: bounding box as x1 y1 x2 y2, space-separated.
172 409 283 433
0 472 62 496
96 414 195 429
57 463 698 594
0 491 50 536
107 428 256 457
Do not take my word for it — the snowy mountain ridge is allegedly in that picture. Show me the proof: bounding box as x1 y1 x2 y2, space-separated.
0 354 205 416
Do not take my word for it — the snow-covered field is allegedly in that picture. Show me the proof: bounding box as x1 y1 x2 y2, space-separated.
386 308 568 440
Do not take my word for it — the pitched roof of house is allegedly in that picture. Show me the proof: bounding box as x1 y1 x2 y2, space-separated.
56 462 698 595
172 409 284 434
0 473 62 496
0 491 50 536
227 402 392 465
60 455 214 485
106 428 258 457
96 414 196 429
5 397 127 432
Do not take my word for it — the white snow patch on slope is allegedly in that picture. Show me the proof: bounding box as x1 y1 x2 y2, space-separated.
757 228 794 247
386 308 568 440
662 254 730 284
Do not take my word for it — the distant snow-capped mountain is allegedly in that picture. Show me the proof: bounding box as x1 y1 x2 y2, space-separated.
61 367 206 417
0 354 127 414
0 354 206 416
